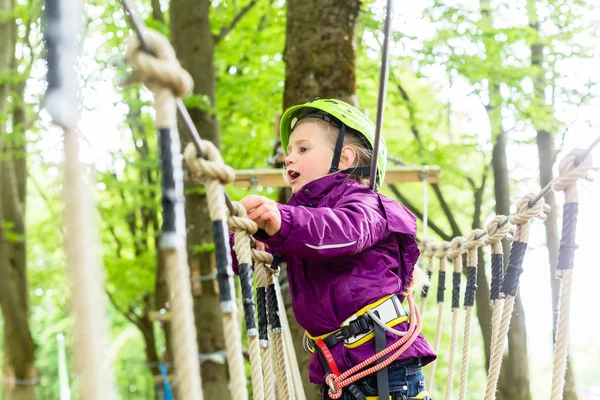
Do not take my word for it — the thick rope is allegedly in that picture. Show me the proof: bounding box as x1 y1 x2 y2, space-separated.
125 29 203 400
549 149 593 400
443 237 466 400
63 129 118 400
426 242 449 388
254 258 277 400
481 215 511 400
277 283 306 400
419 243 435 315
184 141 247 400
228 203 265 400
266 267 293 400
458 229 485 400
484 194 546 400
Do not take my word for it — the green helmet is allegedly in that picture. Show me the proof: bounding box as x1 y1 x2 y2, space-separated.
279 98 387 191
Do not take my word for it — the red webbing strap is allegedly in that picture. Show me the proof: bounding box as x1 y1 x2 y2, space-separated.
315 338 340 376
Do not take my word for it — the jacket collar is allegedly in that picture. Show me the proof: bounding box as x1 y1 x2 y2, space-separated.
290 173 348 206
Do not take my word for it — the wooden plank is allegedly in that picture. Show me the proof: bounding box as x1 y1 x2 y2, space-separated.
232 165 440 188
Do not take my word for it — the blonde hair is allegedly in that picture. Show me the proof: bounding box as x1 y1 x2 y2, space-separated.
292 117 373 186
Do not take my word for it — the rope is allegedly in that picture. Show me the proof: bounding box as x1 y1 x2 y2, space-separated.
426 242 449 388
228 203 265 400
481 215 511 400
126 29 203 400
419 243 435 314
184 141 247 400
266 267 294 399
550 149 593 400
443 236 466 400
484 193 547 400
45 0 118 397
277 279 306 400
458 229 485 400
253 250 277 400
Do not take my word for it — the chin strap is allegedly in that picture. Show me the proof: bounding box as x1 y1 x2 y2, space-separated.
329 124 346 173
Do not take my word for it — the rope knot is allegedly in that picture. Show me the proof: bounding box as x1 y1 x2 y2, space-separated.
252 248 274 265
484 215 511 246
509 193 546 226
228 202 258 235
448 237 466 260
435 241 450 259
463 229 485 250
124 29 193 98
184 141 235 184
552 148 594 193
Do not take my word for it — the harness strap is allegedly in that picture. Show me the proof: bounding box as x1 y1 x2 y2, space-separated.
374 312 389 400
314 339 365 400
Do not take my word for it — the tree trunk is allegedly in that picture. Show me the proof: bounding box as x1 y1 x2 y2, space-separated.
528 2 578 395
170 1 230 398
0 0 36 397
283 1 360 398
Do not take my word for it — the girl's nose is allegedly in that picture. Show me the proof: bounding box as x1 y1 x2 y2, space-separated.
284 154 294 165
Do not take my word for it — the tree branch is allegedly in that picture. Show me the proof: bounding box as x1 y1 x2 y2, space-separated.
431 183 462 238
388 184 453 242
214 0 258 44
106 289 143 330
393 76 423 147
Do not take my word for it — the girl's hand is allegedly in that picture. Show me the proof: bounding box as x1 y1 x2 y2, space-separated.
240 195 281 236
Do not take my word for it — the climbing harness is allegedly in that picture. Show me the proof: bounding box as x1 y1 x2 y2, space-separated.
305 295 409 352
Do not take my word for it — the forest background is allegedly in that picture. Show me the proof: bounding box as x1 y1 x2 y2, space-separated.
0 0 599 399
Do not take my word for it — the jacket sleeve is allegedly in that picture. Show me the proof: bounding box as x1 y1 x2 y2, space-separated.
259 190 389 259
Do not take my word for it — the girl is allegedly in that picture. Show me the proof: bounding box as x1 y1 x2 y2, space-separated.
240 99 435 400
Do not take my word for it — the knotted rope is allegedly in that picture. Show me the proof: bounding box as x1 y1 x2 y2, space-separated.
443 236 466 400
480 215 511 400
228 203 265 400
484 193 547 400
426 242 449 388
458 229 485 400
419 242 436 315
265 264 294 400
184 141 247 400
125 29 203 400
549 149 593 400
253 249 277 400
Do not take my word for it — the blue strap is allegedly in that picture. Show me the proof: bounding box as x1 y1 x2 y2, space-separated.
159 363 173 400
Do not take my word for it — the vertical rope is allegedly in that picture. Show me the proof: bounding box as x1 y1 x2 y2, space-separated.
228 203 265 400
253 253 276 400
267 268 293 399
184 141 247 400
276 280 306 400
427 242 449 388
549 149 592 400
45 0 117 397
482 216 510 400
443 237 465 400
420 243 435 315
458 230 484 400
125 29 202 399
484 194 546 400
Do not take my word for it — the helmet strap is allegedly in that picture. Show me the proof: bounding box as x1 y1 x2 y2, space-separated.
329 124 346 173
339 166 371 177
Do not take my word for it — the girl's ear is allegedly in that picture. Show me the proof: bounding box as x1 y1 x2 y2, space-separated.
338 146 357 171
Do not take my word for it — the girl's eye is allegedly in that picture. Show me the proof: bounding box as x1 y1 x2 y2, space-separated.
299 147 308 153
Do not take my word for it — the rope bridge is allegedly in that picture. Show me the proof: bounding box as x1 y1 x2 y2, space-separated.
44 0 597 397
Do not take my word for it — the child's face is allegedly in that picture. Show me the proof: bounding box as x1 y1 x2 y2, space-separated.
284 121 335 194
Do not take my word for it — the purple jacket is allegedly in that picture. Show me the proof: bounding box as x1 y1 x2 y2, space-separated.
250 173 436 383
